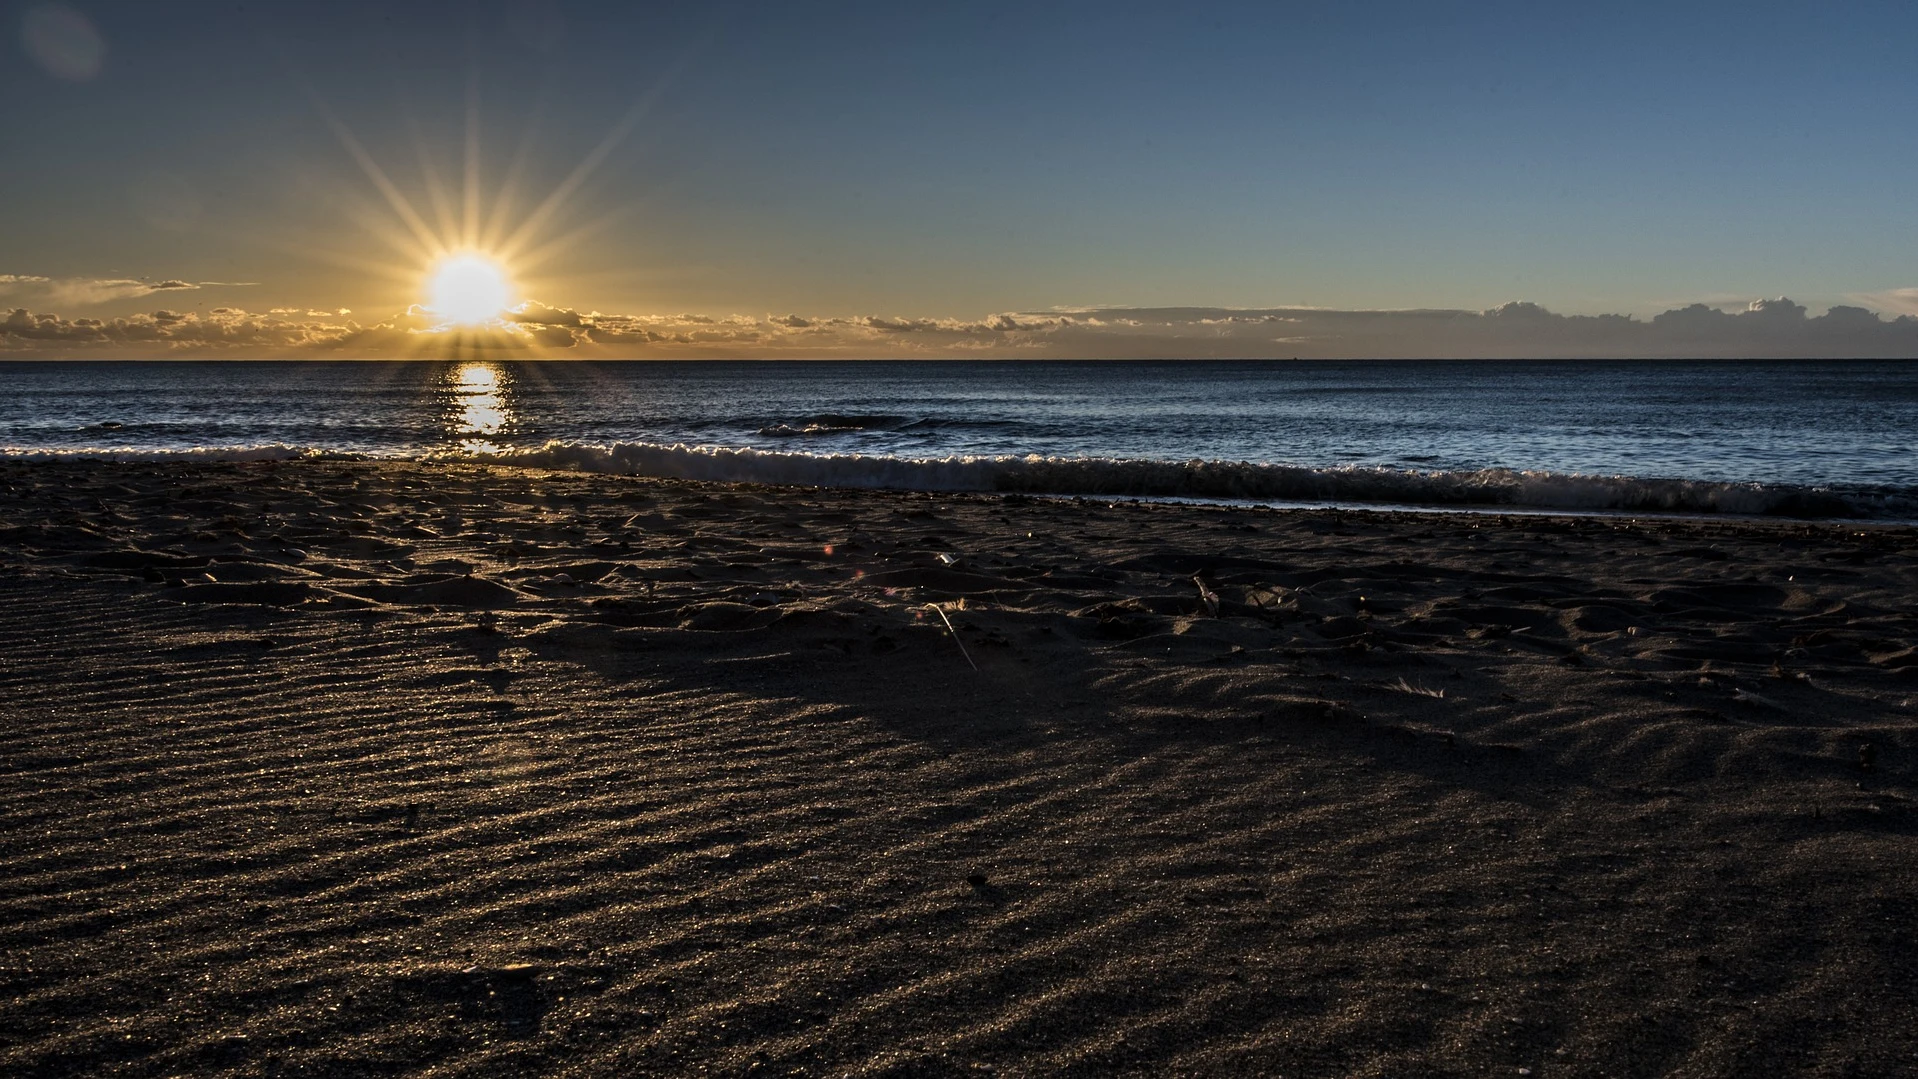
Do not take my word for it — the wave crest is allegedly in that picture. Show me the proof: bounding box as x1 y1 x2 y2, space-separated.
0 444 320 463
4 440 1905 519
445 440 1909 520
757 413 909 437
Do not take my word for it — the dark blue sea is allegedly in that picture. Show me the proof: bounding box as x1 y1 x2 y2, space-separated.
3 359 1915 519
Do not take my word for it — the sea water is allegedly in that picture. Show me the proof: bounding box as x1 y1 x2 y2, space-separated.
2 359 1914 519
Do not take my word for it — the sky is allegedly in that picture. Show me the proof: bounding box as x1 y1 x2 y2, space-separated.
5 0 1918 359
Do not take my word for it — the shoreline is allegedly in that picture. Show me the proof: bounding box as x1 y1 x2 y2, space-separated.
3 459 1917 1075
3 446 1910 524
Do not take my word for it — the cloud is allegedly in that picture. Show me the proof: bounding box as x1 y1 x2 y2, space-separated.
46 278 199 306
527 324 581 348
5 275 190 307
0 274 260 308
0 306 355 351
507 301 585 327
6 296 1918 359
1852 288 1918 318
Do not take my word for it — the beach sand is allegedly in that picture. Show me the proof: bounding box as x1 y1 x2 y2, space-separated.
3 459 1917 1077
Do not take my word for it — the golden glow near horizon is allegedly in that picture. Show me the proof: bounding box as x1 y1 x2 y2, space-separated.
293 79 643 356
426 254 514 327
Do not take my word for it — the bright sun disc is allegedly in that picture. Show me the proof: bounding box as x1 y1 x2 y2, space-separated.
426 254 512 326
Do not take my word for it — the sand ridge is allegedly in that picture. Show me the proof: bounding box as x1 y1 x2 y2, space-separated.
2 459 1916 1076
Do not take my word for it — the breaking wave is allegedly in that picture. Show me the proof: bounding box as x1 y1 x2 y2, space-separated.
6 440 1911 520
447 440 1915 520
756 413 911 437
755 414 1024 437
0 444 321 463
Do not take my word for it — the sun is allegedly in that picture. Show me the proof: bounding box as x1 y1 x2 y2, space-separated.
425 253 514 326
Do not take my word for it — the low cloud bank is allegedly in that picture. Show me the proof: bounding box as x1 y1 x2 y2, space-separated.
5 296 1918 359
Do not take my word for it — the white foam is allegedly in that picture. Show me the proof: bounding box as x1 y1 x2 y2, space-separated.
438 440 1909 520
5 439 1906 520
0 444 321 463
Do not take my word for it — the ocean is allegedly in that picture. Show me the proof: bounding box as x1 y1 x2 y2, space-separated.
3 359 1915 520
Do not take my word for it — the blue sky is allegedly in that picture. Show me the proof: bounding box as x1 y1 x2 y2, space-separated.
5 0 1918 356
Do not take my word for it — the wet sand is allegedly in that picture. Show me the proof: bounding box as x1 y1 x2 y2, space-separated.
3 459 1917 1077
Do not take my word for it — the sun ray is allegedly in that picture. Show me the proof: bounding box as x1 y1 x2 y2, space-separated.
496 98 652 264
270 22 728 360
494 29 714 263
411 135 462 249
260 188 431 282
262 239 402 283
491 34 709 266
332 195 438 266
304 87 444 260
401 96 461 250
480 87 554 253
512 203 637 276
463 64 482 251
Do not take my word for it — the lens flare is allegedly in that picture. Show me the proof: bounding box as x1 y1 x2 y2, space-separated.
426 254 512 326
23 4 105 82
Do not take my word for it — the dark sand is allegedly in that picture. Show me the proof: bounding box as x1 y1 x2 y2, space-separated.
3 460 1917 1076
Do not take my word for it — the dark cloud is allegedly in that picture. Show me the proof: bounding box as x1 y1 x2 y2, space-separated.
1008 299 1918 359
1 306 352 351
584 325 669 345
527 324 580 348
6 296 1918 359
507 301 584 327
861 315 936 334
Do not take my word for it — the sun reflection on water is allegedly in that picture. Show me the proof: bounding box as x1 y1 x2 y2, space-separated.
448 362 511 452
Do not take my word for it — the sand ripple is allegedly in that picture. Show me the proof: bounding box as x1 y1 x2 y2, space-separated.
2 460 1916 1075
